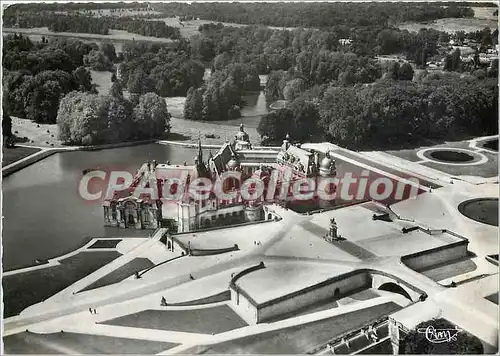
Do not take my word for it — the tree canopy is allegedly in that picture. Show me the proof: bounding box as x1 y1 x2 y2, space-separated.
399 318 484 354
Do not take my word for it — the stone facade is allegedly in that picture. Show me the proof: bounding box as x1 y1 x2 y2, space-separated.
103 126 337 232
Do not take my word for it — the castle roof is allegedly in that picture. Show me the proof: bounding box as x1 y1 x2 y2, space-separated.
211 142 236 175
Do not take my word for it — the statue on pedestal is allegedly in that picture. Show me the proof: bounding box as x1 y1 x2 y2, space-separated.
325 218 341 243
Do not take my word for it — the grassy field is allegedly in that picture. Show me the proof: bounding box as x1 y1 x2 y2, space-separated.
470 6 498 20
397 5 498 33
187 302 401 354
169 117 261 145
398 17 497 34
164 96 186 118
2 146 41 166
3 251 121 317
3 27 175 43
91 70 114 95
102 305 247 334
88 239 122 249
10 117 63 148
80 257 154 292
3 332 178 354
152 17 298 38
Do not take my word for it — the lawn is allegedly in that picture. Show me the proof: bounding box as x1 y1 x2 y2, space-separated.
3 331 178 354
168 117 261 145
9 117 62 148
397 17 497 34
187 302 401 354
485 293 498 305
90 70 113 95
88 239 122 249
2 146 41 166
420 258 478 282
80 257 154 292
3 251 121 318
152 17 299 38
102 304 247 334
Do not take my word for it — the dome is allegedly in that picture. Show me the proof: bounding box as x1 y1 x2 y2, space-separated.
320 156 332 169
236 124 249 142
226 153 240 169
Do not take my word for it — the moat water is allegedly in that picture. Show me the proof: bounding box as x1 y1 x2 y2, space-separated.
2 143 201 271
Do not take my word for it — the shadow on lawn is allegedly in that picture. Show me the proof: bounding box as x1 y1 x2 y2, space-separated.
3 251 121 318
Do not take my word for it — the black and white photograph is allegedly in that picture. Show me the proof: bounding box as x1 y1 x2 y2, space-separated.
1 1 499 354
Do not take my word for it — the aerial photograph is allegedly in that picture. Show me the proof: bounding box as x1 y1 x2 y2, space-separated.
1 1 498 354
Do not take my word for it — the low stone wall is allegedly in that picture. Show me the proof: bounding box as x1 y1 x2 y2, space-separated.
189 245 240 256
257 271 372 323
138 255 185 277
401 239 469 272
167 290 230 306
230 267 426 324
171 234 240 256
78 139 156 151
229 262 267 324
2 149 61 177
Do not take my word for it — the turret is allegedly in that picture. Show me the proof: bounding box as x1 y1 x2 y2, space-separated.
226 152 240 171
319 151 336 177
281 133 291 151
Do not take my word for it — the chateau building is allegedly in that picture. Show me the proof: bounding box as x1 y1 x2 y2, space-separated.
103 124 337 232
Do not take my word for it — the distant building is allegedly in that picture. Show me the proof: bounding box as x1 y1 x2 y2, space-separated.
103 125 337 232
339 38 352 46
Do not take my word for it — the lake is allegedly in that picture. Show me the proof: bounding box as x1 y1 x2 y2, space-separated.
2 143 201 271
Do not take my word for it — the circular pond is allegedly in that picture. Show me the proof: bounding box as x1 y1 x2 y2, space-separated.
417 148 487 166
458 198 499 227
429 150 475 163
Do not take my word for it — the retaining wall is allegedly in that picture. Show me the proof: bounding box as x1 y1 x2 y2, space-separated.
402 241 469 271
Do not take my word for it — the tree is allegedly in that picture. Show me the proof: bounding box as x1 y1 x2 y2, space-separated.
2 109 14 147
127 67 148 94
83 49 112 71
109 81 124 98
283 78 307 102
57 91 108 145
386 62 401 80
184 87 204 121
257 108 295 145
72 66 93 91
399 318 484 354
438 32 450 43
289 97 321 142
133 93 171 138
265 70 288 100
451 48 462 71
455 30 466 44
100 41 117 63
398 62 414 81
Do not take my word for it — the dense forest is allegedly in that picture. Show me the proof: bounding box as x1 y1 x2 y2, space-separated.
3 2 145 12
3 12 180 39
154 2 475 28
3 34 170 144
2 2 498 148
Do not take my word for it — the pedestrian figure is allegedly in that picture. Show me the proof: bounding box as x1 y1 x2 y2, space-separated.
161 296 167 306
89 307 93 315
189 274 194 280
93 308 97 314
